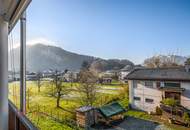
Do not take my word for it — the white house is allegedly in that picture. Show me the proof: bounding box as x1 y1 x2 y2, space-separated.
126 65 190 112
62 71 79 82
119 65 143 83
119 65 133 82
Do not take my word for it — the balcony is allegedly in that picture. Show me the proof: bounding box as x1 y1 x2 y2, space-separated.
9 101 38 130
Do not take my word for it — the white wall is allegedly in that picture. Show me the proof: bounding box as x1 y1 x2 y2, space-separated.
181 82 190 110
130 80 162 112
129 80 190 112
119 71 130 80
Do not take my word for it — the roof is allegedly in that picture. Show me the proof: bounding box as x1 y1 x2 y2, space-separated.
0 0 31 33
126 67 190 82
98 102 125 118
121 65 134 71
76 106 94 112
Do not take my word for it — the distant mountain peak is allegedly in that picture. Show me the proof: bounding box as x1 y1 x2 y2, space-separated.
9 43 134 72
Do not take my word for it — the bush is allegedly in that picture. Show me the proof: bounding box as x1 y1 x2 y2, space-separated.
183 112 190 127
155 106 162 115
126 110 151 120
161 98 178 107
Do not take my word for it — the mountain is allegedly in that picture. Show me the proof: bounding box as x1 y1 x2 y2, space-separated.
9 44 134 72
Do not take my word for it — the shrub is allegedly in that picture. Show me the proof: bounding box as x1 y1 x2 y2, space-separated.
161 98 178 107
183 112 190 127
155 106 162 115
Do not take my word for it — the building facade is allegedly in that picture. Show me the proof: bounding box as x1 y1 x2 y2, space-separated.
127 67 190 112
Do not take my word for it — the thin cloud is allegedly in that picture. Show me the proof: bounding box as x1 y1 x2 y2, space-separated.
11 38 56 49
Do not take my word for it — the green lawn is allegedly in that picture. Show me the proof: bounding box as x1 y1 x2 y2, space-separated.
9 81 188 130
9 81 125 130
125 110 152 120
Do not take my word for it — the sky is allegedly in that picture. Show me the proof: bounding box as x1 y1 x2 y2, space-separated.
11 0 190 64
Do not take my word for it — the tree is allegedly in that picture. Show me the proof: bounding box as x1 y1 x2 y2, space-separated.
52 70 69 108
81 61 90 70
77 69 98 106
144 55 181 68
144 56 162 68
26 87 34 109
185 58 190 65
69 72 75 87
36 72 43 93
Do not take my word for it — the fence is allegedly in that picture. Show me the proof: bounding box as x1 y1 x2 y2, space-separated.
27 104 81 129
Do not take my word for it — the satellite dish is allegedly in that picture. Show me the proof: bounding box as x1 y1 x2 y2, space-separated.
0 0 31 33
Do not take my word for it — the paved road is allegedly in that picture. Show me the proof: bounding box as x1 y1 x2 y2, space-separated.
92 117 171 130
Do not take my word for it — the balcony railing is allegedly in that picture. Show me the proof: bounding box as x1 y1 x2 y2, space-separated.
9 101 38 130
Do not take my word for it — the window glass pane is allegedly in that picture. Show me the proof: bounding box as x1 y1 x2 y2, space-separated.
164 82 180 88
145 98 154 103
8 21 21 109
134 96 141 101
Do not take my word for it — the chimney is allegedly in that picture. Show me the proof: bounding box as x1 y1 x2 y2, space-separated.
185 64 190 72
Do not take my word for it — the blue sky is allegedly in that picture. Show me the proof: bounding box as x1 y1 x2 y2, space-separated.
12 0 190 64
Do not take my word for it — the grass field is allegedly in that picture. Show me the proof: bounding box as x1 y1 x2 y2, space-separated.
8 81 126 130
9 81 188 130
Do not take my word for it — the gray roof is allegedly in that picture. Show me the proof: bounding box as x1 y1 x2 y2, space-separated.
126 67 190 82
76 106 94 112
121 65 134 71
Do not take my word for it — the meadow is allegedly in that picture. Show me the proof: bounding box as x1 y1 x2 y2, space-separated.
8 81 128 130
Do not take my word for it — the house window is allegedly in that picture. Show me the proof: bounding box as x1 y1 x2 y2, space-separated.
145 81 153 88
134 96 141 101
145 98 154 103
157 82 164 88
164 82 180 88
161 82 164 87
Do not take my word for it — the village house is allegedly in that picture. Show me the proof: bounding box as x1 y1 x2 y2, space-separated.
119 65 134 82
26 72 37 81
126 65 190 113
119 65 144 83
62 70 79 82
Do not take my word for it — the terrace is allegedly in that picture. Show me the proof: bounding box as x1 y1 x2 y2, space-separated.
0 0 37 129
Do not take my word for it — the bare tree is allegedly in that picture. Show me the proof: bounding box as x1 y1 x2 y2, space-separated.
77 68 98 106
36 72 43 93
144 56 162 68
52 70 69 108
69 72 74 87
185 58 190 65
144 55 181 68
26 87 33 109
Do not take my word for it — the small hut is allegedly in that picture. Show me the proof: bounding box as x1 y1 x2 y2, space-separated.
76 106 97 128
98 102 126 124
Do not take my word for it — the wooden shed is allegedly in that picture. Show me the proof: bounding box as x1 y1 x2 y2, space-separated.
76 106 97 128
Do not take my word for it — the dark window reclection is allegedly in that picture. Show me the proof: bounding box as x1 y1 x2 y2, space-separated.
134 96 141 101
145 98 154 103
164 82 180 88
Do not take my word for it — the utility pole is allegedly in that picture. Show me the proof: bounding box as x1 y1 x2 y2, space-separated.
20 12 26 114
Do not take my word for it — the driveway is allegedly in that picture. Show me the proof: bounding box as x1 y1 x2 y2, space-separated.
91 117 172 130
